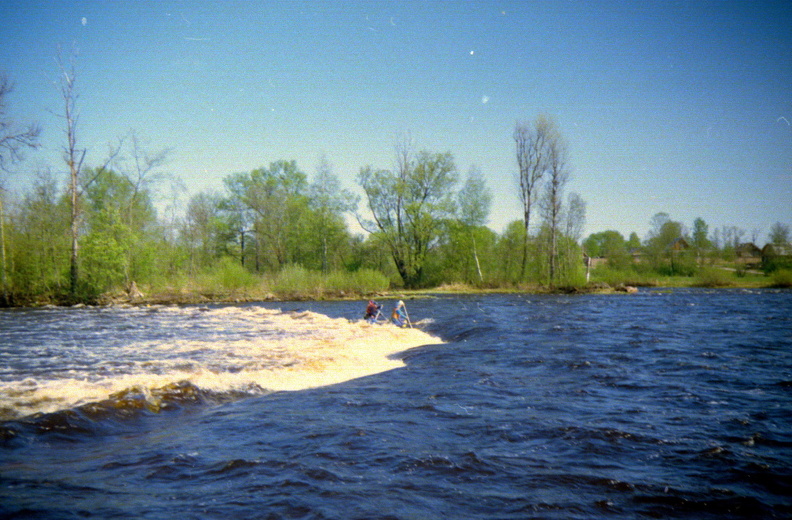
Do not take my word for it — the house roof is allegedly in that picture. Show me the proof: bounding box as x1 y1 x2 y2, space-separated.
762 243 792 256
736 242 762 256
668 237 690 251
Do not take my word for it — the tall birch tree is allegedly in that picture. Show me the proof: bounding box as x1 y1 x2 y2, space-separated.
458 166 492 282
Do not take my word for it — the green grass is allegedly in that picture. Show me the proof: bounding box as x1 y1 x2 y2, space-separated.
588 264 775 290
693 267 735 288
62 260 792 307
589 267 661 287
770 269 792 288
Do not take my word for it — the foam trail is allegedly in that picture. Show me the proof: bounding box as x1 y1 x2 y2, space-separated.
0 306 442 419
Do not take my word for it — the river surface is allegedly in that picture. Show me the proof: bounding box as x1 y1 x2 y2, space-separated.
1 289 790 519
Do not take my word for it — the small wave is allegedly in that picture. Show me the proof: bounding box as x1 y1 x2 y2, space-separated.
396 451 499 478
1 381 225 444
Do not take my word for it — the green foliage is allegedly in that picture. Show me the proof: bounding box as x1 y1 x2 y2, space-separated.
762 246 792 273
81 227 129 292
325 268 390 295
492 221 527 285
694 267 734 287
358 149 458 288
6 173 70 297
183 191 236 271
584 230 630 269
80 205 133 291
269 264 324 299
590 266 657 287
458 167 491 228
769 222 790 246
199 256 258 295
268 266 389 299
770 269 792 288
626 232 641 251
13 134 785 304
691 218 711 252
217 160 356 274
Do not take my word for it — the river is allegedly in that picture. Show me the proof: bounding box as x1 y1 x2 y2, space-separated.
1 289 790 519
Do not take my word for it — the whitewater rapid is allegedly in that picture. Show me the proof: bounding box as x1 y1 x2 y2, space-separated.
0 305 442 419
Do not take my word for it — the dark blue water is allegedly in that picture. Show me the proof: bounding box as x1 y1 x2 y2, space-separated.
2 290 791 519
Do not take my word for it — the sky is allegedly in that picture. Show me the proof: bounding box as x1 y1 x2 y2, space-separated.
1 0 791 243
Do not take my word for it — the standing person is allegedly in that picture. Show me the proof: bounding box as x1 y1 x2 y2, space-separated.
364 300 382 323
391 300 409 328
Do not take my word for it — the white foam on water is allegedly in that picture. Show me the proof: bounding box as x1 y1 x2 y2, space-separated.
0 306 442 419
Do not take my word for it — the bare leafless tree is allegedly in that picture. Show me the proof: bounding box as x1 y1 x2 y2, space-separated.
117 130 172 229
0 74 41 172
514 115 552 277
57 50 87 298
540 122 569 285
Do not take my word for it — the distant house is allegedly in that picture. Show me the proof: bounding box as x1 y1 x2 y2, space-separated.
668 237 690 252
735 243 762 266
582 254 609 268
763 243 792 256
762 243 792 270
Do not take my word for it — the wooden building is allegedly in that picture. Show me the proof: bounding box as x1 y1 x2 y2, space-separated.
735 243 762 267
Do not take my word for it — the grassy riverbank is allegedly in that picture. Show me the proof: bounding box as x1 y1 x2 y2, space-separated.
125 268 792 305
9 266 792 307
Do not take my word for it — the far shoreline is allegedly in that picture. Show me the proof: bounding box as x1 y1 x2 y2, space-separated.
7 279 789 309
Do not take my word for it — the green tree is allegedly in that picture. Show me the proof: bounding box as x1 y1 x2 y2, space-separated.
243 160 310 269
8 172 69 298
82 167 158 291
645 213 692 275
561 193 586 282
627 232 641 252
221 172 256 268
691 217 711 265
182 191 232 272
494 220 528 285
435 219 498 286
80 205 131 292
358 148 457 288
308 156 357 273
769 222 790 246
1 72 41 304
584 230 629 268
457 167 492 283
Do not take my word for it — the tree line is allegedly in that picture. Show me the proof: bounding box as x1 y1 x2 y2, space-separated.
585 214 792 277
0 63 587 303
1 64 790 305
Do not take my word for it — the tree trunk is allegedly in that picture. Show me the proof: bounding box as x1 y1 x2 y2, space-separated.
70 165 79 297
322 235 328 274
472 233 483 283
60 51 85 300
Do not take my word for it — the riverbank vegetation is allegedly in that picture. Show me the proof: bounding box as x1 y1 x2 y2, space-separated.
1 68 790 306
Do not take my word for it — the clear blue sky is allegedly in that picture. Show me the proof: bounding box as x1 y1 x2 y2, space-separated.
2 0 790 242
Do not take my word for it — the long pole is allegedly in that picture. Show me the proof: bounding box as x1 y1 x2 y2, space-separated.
402 302 412 328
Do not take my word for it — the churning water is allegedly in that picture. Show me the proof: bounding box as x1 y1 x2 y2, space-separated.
1 289 790 519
